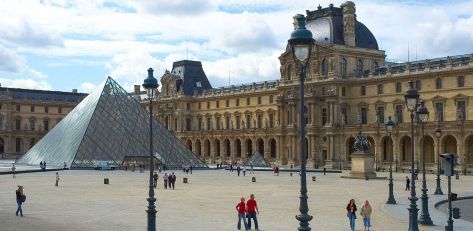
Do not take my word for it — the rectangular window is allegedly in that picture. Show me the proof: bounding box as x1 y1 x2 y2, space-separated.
360 107 367 124
236 99 240 107
395 105 403 123
45 106 49 113
198 102 201 110
258 96 262 105
16 105 21 111
58 107 62 114
246 97 250 106
206 102 210 109
236 115 241 129
458 76 465 87
44 120 49 131
435 102 444 121
341 107 347 125
458 101 466 121
225 117 230 129
257 114 263 128
216 101 219 108
436 78 442 89
395 82 402 93
30 105 35 112
269 95 273 104
30 119 35 131
269 113 274 128
361 86 366 96
16 119 21 130
341 87 346 97
207 118 211 130
377 84 383 94
198 118 202 130
216 117 221 130
322 108 327 125
16 138 21 152
185 118 191 131
225 100 229 107
377 106 385 123
186 103 191 110
246 114 251 128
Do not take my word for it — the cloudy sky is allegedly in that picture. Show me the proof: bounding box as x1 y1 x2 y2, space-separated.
0 0 472 93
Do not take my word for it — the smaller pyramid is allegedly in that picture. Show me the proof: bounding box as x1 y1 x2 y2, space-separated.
243 152 271 167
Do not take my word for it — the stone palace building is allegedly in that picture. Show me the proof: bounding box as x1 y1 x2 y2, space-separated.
148 2 473 173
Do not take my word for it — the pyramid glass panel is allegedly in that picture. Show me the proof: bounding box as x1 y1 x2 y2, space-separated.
243 152 271 167
18 77 207 169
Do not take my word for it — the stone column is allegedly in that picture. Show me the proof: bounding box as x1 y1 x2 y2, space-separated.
264 137 270 159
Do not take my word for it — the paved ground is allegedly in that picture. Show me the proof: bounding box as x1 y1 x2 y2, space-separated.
1 169 472 231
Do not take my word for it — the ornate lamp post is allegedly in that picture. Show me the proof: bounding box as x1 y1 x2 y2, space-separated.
385 116 396 204
417 102 433 225
288 14 314 231
434 121 443 195
404 80 420 231
142 68 159 231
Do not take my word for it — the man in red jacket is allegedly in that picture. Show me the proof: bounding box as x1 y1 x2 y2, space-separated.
246 194 259 230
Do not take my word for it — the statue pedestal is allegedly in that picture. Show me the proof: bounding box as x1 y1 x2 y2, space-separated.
341 152 386 180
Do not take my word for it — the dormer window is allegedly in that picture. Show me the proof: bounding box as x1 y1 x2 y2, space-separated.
196 81 202 87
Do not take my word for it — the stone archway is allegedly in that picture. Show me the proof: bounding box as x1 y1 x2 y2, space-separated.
423 136 434 164
204 139 211 157
270 138 277 158
400 136 412 163
381 136 394 162
0 137 4 155
443 135 457 153
367 136 376 156
235 139 242 158
186 139 192 152
214 139 221 157
246 139 253 156
257 138 264 155
195 139 202 157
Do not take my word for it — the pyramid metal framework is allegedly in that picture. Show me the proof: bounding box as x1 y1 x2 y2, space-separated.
243 152 271 167
18 77 207 169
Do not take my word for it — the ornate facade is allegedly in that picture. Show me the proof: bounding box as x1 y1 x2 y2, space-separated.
0 87 86 159
150 2 473 174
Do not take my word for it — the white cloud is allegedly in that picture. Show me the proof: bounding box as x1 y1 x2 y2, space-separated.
0 78 51 90
79 82 97 93
0 19 64 47
0 45 24 72
108 50 164 85
135 0 215 15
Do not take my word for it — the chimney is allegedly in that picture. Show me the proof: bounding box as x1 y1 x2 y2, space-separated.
72 89 78 93
341 1 356 47
134 85 141 94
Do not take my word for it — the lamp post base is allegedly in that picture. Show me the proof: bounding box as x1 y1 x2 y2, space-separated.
434 176 443 195
295 214 313 231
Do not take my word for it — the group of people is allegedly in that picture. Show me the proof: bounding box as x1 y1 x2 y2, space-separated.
272 166 280 176
162 172 177 189
39 161 47 171
182 165 193 174
346 199 372 231
235 194 259 230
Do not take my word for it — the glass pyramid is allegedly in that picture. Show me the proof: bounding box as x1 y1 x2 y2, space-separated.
18 77 207 169
243 151 271 167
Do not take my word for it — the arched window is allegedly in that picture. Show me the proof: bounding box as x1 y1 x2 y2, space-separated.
322 58 328 78
356 59 364 77
340 57 347 78
436 78 442 89
458 76 465 87
287 64 292 80
15 138 22 152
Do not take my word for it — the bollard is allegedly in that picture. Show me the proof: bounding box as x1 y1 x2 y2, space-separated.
252 177 256 182
104 178 109 184
183 177 188 183
312 176 316 181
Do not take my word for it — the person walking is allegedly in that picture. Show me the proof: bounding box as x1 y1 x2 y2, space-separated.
237 165 241 176
11 164 16 179
40 161 43 171
163 173 168 189
170 172 176 190
55 172 60 187
235 197 249 230
243 166 247 176
153 172 159 188
190 165 193 174
63 162 67 170
346 199 357 231
405 176 410 191
43 161 47 171
250 165 254 174
246 194 259 230
360 200 372 231
15 185 25 217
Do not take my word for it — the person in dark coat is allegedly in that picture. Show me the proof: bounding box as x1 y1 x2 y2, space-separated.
237 166 241 176
405 176 410 191
346 199 357 231
170 172 176 189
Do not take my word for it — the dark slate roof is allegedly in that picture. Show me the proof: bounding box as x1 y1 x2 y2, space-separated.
303 4 378 50
0 87 87 103
170 60 212 96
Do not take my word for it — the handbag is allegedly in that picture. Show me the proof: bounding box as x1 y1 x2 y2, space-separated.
21 195 26 202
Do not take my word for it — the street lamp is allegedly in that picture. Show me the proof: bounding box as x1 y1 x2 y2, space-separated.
385 116 396 204
288 14 314 231
142 68 159 231
404 80 420 231
417 102 433 225
434 121 443 195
